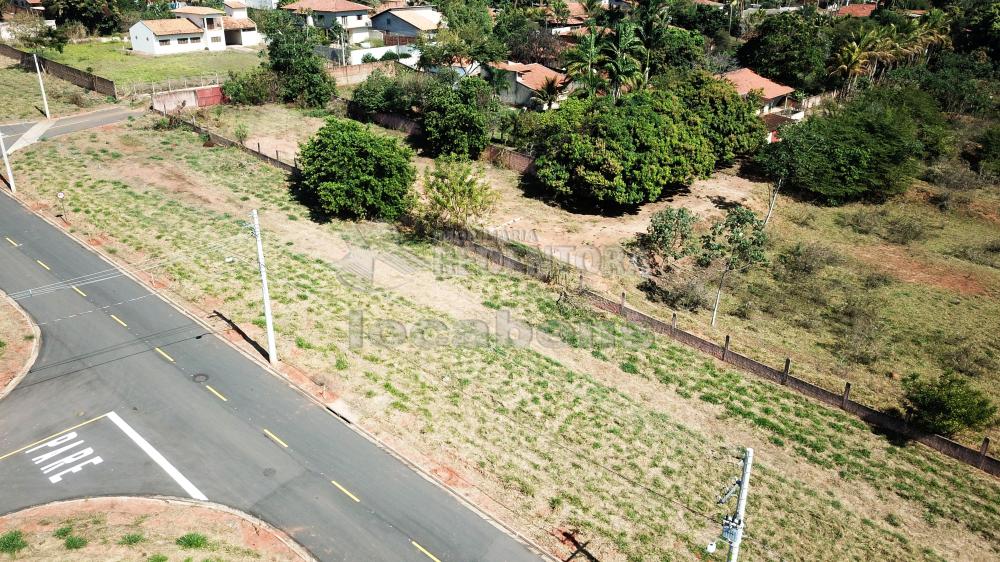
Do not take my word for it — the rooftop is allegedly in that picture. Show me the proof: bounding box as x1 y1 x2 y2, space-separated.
223 0 247 8
171 6 224 15
490 61 568 92
719 68 794 100
223 16 257 30
836 3 876 17
282 0 370 14
140 18 204 36
382 8 443 31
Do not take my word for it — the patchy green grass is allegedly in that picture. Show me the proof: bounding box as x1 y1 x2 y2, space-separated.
9 117 1000 561
40 41 262 85
0 58 112 121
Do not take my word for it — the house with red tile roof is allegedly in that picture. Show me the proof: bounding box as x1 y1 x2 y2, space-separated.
718 68 795 114
485 61 572 108
283 0 374 44
836 3 877 17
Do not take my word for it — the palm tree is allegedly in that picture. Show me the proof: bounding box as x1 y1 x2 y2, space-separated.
580 0 604 23
634 0 671 82
600 21 645 99
563 27 605 94
551 0 571 25
829 33 872 95
532 76 566 110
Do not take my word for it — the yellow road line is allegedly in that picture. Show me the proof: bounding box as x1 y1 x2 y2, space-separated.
110 314 127 327
331 480 361 503
36 259 50 270
154 347 174 362
205 384 228 402
72 286 86 297
0 413 108 462
4 237 17 247
263 429 288 448
411 541 442 562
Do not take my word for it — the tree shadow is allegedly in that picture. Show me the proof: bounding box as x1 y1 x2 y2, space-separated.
286 167 333 224
210 309 269 361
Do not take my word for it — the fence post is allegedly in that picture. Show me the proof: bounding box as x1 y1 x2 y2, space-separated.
781 358 790 384
257 142 260 153
723 335 730 362
671 312 677 332
841 382 852 409
619 292 626 316
276 149 280 161
981 437 991 468
578 272 584 291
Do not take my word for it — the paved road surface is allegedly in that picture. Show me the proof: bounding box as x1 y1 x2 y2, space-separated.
1 107 144 151
0 186 542 562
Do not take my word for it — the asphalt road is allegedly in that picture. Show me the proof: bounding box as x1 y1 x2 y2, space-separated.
1 107 144 150
0 186 543 561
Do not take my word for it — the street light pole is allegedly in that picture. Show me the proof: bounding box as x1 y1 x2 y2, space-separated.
727 448 754 562
0 132 15 194
251 209 278 366
33 54 51 120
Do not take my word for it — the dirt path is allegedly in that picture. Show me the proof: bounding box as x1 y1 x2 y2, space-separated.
0 497 310 561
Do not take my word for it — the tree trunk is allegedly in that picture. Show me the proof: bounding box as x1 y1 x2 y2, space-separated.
711 267 730 327
763 178 782 227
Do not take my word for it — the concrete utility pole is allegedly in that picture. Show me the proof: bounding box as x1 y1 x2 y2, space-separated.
251 209 278 365
0 132 15 194
33 54 50 120
712 447 754 562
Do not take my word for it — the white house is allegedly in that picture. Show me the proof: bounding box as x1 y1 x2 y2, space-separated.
282 0 373 44
129 4 260 56
222 0 260 46
371 6 445 38
242 0 278 7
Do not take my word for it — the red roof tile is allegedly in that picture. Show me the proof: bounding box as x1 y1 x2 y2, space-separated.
719 68 794 100
490 61 567 92
837 3 876 17
282 0 369 14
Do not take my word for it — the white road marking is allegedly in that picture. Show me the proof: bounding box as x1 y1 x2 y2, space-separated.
105 411 207 501
25 431 104 484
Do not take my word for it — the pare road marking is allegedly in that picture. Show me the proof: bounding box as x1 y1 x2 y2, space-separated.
25 431 103 484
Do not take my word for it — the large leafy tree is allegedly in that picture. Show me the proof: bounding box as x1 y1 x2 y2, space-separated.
44 0 122 34
903 372 996 436
263 10 335 107
532 93 715 209
420 156 498 230
660 70 766 165
422 77 497 158
738 12 831 93
298 118 416 221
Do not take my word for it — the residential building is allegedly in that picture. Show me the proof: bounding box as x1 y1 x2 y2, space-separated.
547 1 589 35
484 61 571 108
129 5 259 56
242 0 278 7
371 6 445 38
719 68 795 114
222 0 260 46
282 0 373 44
836 2 877 17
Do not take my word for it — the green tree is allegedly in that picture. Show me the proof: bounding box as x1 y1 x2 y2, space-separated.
563 27 606 94
297 118 416 221
600 20 645 99
421 156 498 230
531 76 566 110
737 12 831 93
422 77 496 158
43 0 122 34
699 206 767 326
639 207 698 272
221 69 281 105
264 11 335 107
973 125 1000 177
533 93 715 208
903 372 996 436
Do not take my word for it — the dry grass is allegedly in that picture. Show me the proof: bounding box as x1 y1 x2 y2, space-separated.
0 294 33 393
7 116 1000 561
0 58 111 122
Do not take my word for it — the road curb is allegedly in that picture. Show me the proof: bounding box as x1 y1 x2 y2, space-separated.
0 495 316 562
0 189 557 560
0 291 40 402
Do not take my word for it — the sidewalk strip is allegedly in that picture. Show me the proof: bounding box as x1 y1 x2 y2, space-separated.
106 411 207 501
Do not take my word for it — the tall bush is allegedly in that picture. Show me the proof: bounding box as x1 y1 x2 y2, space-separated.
902 372 996 436
298 119 416 220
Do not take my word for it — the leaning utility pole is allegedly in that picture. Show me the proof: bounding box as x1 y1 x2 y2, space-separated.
714 447 754 562
251 209 278 366
33 54 50 120
0 132 15 194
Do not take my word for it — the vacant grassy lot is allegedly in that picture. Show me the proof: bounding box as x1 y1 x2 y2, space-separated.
8 117 1000 561
0 58 111 122
0 497 303 560
40 41 262 85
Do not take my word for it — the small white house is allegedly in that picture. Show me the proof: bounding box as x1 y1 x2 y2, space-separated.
241 0 277 7
130 18 212 56
371 6 445 38
223 0 260 46
282 0 373 44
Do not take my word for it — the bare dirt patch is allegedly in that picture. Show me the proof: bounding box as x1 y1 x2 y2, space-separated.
855 243 988 296
0 294 35 398
0 497 309 561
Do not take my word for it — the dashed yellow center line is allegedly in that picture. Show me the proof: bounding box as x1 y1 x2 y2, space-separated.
110 314 127 327
0 413 108 462
411 541 442 562
263 429 288 448
72 286 86 297
154 347 174 362
36 259 50 270
205 384 228 402
4 237 17 247
331 480 361 503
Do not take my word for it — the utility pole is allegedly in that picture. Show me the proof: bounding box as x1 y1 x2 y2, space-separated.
250 209 278 365
33 54 50 120
711 447 754 562
0 132 15 194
